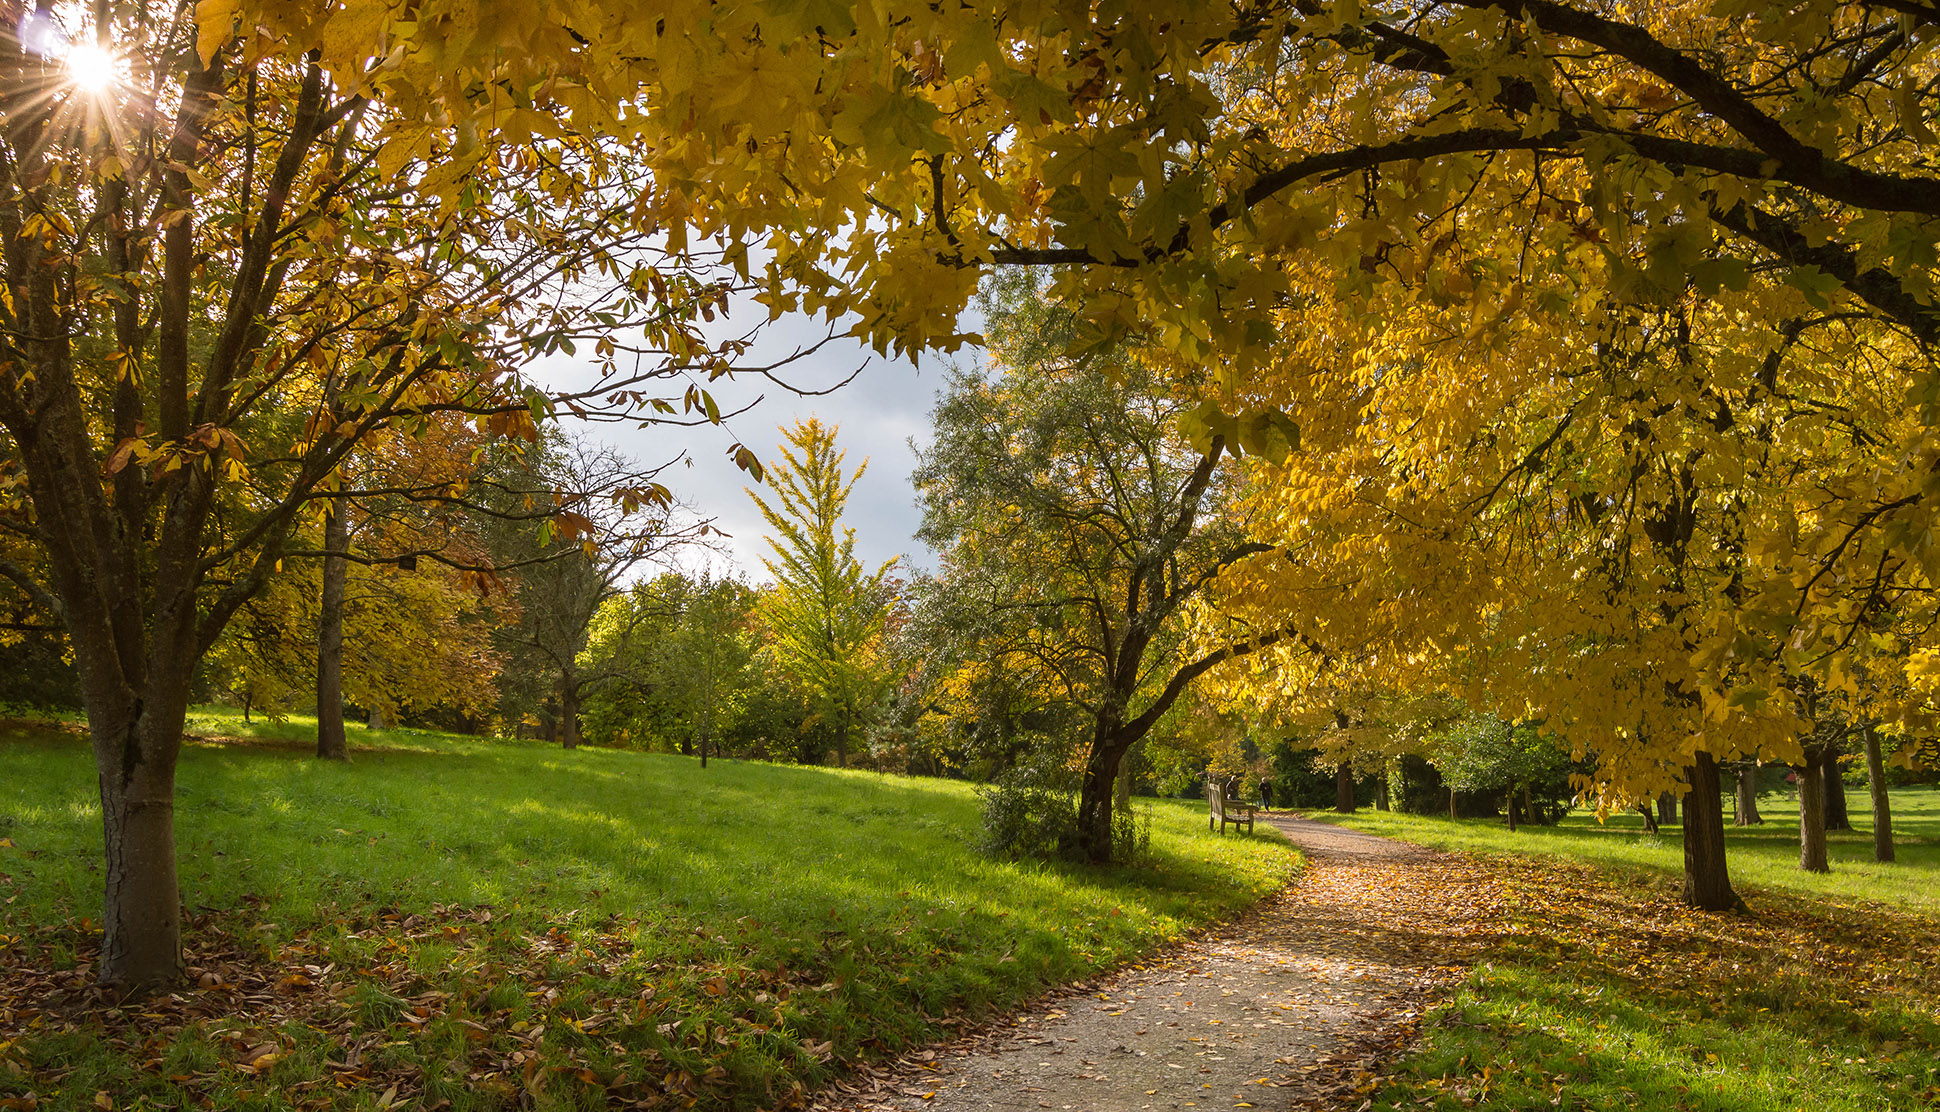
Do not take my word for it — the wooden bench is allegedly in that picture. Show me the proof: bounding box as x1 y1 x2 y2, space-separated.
1207 779 1257 835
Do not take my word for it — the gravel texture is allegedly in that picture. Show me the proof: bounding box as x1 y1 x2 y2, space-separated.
824 814 1485 1112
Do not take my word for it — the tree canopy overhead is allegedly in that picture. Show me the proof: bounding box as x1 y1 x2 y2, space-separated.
232 0 1939 337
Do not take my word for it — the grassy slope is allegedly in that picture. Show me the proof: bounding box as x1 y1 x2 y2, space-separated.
0 710 1297 1111
1305 792 1940 1111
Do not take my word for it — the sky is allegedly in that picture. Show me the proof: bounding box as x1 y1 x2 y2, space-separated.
546 304 974 584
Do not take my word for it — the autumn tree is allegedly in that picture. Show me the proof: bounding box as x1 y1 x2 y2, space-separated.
0 3 771 986
309 412 505 757
210 526 504 733
884 569 1081 779
912 276 1299 862
748 419 897 768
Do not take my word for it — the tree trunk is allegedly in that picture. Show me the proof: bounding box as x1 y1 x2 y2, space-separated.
1734 764 1763 825
366 703 388 730
1657 791 1678 826
1680 753 1743 911
1820 746 1852 831
1335 763 1355 813
315 503 349 761
1521 783 1534 825
1373 765 1390 811
559 680 580 750
1639 804 1658 834
1074 731 1132 863
1448 788 1458 820
78 662 197 989
1506 781 1518 832
99 754 184 990
1862 725 1895 864
1797 750 1829 873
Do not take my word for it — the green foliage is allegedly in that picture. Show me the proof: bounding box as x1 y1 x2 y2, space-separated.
912 271 1275 859
1267 743 1357 809
0 711 1297 1110
976 759 1081 861
578 572 761 755
1431 715 1580 825
975 758 1156 864
1394 753 1455 816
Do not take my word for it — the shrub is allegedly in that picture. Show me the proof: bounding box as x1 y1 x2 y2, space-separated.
976 760 1080 860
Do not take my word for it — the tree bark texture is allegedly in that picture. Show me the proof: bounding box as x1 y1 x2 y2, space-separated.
1819 746 1852 831
1657 791 1679 826
315 503 349 761
1113 752 1133 816
96 713 187 990
1074 730 1132 863
1335 763 1356 813
1680 754 1743 911
1506 781 1519 832
1373 766 1390 811
1862 726 1895 864
559 678 581 750
1797 750 1830 873
1448 788 1458 820
1734 765 1763 826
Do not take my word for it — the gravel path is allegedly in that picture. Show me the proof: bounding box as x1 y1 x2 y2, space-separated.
824 815 1489 1112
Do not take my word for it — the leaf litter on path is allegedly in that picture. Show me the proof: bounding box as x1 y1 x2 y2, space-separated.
826 816 1499 1112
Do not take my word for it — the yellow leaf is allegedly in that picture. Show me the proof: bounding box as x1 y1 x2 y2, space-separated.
1899 77 1937 147
194 0 237 65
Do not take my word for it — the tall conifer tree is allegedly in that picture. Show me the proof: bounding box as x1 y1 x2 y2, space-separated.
749 420 896 767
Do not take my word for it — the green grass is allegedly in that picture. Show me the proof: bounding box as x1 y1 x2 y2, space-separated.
1304 785 1940 913
0 709 1298 1111
1302 793 1940 1112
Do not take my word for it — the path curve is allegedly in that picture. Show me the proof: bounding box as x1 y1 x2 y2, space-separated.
822 815 1491 1112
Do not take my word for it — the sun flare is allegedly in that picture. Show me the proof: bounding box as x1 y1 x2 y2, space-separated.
65 42 119 94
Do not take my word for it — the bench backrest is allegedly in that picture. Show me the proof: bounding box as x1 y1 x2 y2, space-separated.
1207 779 1227 821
